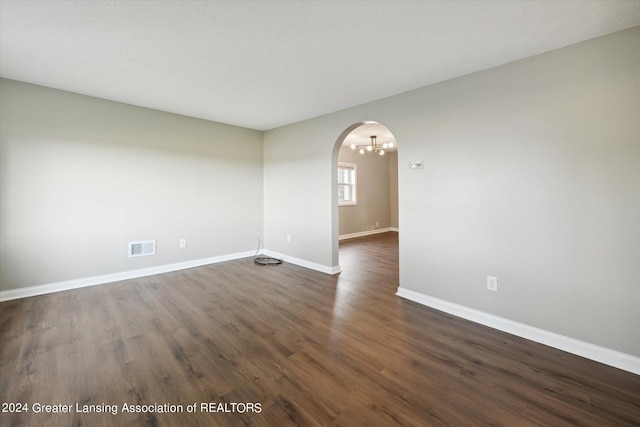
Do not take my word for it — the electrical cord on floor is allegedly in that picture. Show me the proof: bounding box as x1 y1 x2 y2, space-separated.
254 237 283 266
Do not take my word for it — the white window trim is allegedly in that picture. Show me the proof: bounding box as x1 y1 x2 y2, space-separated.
338 162 357 206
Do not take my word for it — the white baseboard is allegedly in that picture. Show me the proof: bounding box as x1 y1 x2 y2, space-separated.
0 248 342 302
0 251 255 302
339 227 397 240
396 287 640 375
262 250 341 275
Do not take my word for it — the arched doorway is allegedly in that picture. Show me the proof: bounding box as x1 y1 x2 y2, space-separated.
331 122 398 271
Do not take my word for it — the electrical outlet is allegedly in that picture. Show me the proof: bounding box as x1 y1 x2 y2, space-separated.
179 238 187 248
487 276 498 291
375 221 379 227
286 234 292 244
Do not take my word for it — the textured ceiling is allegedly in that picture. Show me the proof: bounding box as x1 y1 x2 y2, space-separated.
1 1 639 131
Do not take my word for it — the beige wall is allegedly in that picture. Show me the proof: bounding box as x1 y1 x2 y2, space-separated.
263 27 640 357
338 147 397 236
389 151 398 229
0 79 264 291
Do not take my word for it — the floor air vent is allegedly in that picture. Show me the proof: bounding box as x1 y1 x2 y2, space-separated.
128 240 156 258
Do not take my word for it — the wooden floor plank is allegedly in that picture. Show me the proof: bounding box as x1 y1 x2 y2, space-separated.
1 232 639 426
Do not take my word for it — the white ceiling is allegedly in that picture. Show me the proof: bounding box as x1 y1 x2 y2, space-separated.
1 1 639 131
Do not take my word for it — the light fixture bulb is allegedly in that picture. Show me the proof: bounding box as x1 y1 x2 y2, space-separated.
383 143 388 149
367 145 373 151
350 144 356 150
388 142 394 148
359 148 365 154
379 150 385 155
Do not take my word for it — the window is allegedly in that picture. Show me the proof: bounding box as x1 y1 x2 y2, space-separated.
338 163 357 206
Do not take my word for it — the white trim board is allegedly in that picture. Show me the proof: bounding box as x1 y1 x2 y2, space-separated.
0 251 255 302
0 248 341 302
396 287 640 375
262 250 341 275
339 227 397 241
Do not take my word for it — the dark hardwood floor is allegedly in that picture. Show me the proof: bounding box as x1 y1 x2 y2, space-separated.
1 232 639 426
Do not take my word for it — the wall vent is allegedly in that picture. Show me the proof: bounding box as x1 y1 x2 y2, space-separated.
128 240 156 258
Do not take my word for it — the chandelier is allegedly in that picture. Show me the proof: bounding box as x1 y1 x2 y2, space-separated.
349 135 394 155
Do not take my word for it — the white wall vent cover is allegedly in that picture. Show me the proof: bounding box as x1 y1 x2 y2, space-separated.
128 240 156 258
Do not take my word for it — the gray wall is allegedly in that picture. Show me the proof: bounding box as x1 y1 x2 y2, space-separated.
263 27 640 357
1 27 638 358
0 79 264 291
338 147 397 236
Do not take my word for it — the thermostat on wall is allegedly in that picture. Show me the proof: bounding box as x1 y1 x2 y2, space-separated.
409 161 424 170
